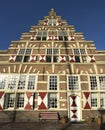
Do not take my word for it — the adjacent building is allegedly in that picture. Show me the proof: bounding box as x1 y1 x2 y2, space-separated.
0 8 105 122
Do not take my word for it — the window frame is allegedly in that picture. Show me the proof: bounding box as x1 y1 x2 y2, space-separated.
68 75 80 90
49 75 58 90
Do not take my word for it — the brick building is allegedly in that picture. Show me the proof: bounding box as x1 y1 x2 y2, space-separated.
0 8 105 122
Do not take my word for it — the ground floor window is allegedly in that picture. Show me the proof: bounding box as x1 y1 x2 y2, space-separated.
90 92 105 109
48 93 57 108
91 93 98 108
7 93 15 108
17 93 24 108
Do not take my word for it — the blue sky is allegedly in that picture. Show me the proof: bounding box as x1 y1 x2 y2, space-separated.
0 0 105 50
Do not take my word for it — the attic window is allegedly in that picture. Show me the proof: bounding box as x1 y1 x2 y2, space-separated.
48 19 57 26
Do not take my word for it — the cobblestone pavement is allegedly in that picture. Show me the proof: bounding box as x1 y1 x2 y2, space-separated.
0 121 104 130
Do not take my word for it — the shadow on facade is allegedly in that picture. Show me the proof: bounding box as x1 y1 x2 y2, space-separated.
98 109 105 130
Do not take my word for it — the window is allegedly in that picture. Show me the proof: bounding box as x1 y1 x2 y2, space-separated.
99 76 105 90
74 49 80 54
15 56 23 62
47 49 52 54
91 93 98 107
7 93 15 108
75 56 80 62
46 49 59 63
36 31 47 40
8 75 18 90
18 75 26 89
47 49 59 55
17 93 24 108
0 75 8 89
28 75 35 89
100 93 105 108
53 49 59 54
82 56 87 63
80 49 86 54
23 56 30 62
46 56 51 62
18 49 25 54
25 49 31 54
68 76 79 90
53 56 59 62
48 19 57 26
58 30 68 41
73 49 87 63
48 93 57 108
49 76 57 90
90 76 98 90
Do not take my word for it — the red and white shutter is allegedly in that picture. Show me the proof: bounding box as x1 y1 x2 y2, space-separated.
30 36 36 40
9 55 16 62
29 55 36 62
69 55 75 62
38 92 47 110
56 20 62 26
59 55 66 62
88 55 95 62
69 36 75 41
47 36 53 40
83 92 91 109
69 95 80 121
54 36 58 40
24 92 34 110
0 92 5 110
44 20 48 26
39 55 46 62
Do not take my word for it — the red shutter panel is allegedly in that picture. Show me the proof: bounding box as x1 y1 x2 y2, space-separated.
89 55 95 62
47 36 52 40
29 55 36 62
54 36 58 40
59 55 66 62
38 92 47 110
24 92 34 110
0 92 5 110
44 20 48 26
70 95 78 119
69 55 75 62
30 36 36 40
39 55 45 62
69 36 75 41
9 55 16 62
83 92 91 109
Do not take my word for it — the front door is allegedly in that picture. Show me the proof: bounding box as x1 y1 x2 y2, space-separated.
68 94 81 121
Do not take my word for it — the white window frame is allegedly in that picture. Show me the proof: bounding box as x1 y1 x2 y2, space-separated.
7 93 15 109
0 75 8 89
48 93 58 108
67 75 80 90
48 75 58 90
91 93 98 108
100 93 105 108
17 93 24 108
89 75 105 90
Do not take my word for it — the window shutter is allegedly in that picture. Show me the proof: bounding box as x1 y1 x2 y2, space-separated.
38 92 47 110
24 92 34 110
9 55 16 62
59 55 66 62
0 92 5 110
30 36 36 40
83 92 91 109
69 55 75 62
39 55 46 62
29 55 36 62
88 55 96 62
